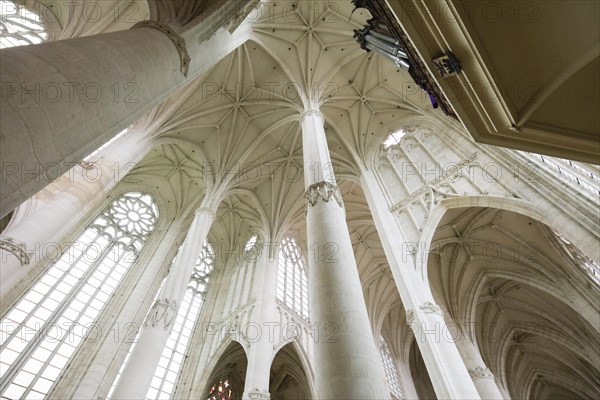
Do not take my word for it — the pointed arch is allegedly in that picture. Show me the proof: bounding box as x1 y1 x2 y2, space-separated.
202 340 248 400
417 195 597 281
269 341 314 400
0 191 159 399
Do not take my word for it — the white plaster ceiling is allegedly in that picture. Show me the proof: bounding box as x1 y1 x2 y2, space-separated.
429 207 600 399
129 0 436 243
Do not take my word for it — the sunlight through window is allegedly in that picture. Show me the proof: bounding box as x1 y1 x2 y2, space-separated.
0 193 158 399
277 237 309 320
380 336 402 400
1 0 48 48
145 241 215 400
383 130 406 149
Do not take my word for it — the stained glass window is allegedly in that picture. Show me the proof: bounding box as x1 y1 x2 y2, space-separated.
0 192 158 399
380 336 402 399
145 241 215 400
207 378 233 400
276 237 309 320
0 0 48 48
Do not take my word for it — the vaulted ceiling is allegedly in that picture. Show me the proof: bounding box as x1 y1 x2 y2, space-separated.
428 207 600 399
11 2 597 397
127 0 436 234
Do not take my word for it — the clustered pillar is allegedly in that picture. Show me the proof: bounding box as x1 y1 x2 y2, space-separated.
361 169 482 399
456 339 506 399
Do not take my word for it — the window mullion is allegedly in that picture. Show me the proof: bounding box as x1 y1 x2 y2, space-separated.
0 229 103 350
0 233 106 382
0 234 115 395
1 192 158 400
145 242 213 400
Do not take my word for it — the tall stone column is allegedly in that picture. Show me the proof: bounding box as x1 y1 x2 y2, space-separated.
455 339 505 399
0 128 152 300
242 242 279 399
396 361 419 399
360 169 480 399
0 12 251 216
301 108 388 399
110 205 216 399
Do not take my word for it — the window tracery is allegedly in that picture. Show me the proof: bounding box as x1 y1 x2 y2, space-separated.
276 237 309 320
241 233 262 263
146 241 215 400
528 152 600 196
0 192 158 399
380 336 403 400
383 129 407 149
0 0 48 48
188 241 216 296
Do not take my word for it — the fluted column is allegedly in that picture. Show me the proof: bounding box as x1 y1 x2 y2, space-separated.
301 108 388 399
242 241 279 399
360 169 480 399
110 204 216 399
0 7 251 216
455 339 505 399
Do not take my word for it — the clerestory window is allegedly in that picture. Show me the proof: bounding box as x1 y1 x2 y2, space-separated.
276 237 309 320
382 129 407 149
0 192 158 399
0 0 48 48
380 336 403 400
145 240 216 399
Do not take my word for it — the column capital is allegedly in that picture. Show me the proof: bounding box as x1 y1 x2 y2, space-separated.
243 390 270 399
132 20 191 76
468 366 495 381
300 109 324 123
305 181 344 208
145 298 178 331
195 207 216 219
405 301 445 332
420 301 444 317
